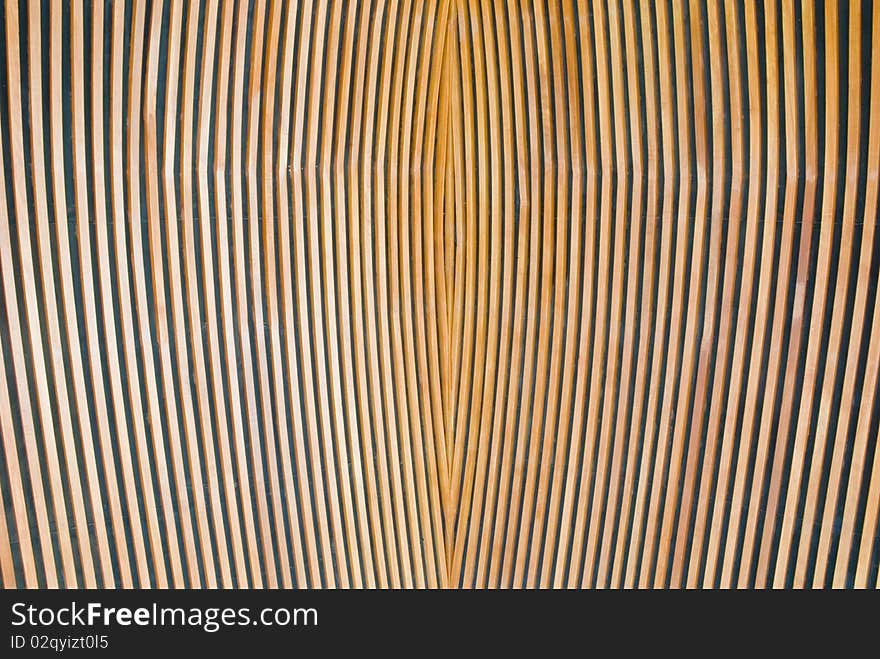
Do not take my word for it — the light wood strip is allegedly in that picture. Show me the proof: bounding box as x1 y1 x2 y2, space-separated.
190 0 241 590
213 0 256 587
781 0 842 590
87 0 151 588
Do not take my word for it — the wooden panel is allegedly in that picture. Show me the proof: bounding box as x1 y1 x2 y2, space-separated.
0 0 877 589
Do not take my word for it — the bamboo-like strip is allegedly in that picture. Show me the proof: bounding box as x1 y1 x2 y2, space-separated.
190 0 241 590
87 0 151 589
0 119 42 588
782 0 841 590
610 0 661 589
214 0 255 588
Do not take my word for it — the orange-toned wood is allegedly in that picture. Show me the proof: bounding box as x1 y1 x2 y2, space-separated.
0 0 877 589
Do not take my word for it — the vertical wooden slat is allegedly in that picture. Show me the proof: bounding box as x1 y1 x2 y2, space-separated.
213 0 255 588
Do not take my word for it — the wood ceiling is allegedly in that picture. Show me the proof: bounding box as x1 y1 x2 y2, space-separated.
0 0 878 588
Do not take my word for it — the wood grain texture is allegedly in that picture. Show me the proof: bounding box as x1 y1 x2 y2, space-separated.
0 0 878 589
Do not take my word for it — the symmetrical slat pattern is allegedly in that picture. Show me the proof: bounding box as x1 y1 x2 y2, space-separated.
0 0 878 589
